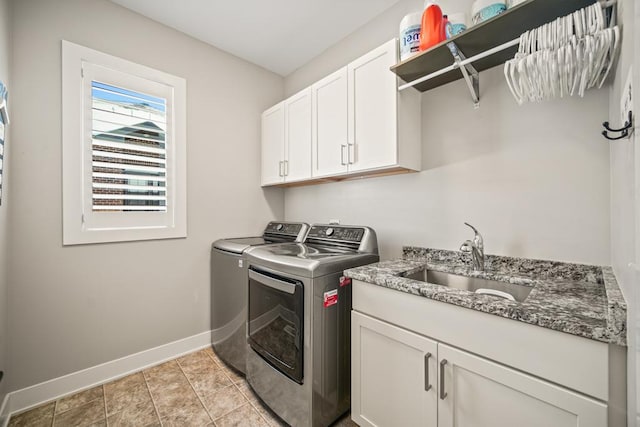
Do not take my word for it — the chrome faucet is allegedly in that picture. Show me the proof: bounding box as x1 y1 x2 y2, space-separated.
460 222 484 271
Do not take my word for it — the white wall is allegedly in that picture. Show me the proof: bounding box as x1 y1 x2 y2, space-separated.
284 0 610 265
7 0 284 391
0 0 10 404
608 0 638 423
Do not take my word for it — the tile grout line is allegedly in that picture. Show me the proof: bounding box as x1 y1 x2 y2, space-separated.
51 399 58 427
212 381 253 423
181 350 252 424
175 356 215 425
102 385 108 426
204 349 274 426
203 351 257 423
240 386 273 426
251 401 279 426
203 350 261 423
141 369 164 427
14 388 110 427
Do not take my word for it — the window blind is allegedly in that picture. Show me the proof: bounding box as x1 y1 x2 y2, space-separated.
91 81 167 212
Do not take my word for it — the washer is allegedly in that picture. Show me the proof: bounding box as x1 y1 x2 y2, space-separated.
211 221 309 374
245 224 379 427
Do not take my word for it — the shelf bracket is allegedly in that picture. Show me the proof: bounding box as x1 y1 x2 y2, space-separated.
447 42 480 109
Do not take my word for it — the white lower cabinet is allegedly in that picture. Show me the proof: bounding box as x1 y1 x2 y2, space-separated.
352 311 438 427
352 312 608 427
438 343 607 427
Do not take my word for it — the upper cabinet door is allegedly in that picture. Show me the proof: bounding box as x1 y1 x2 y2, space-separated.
437 344 607 427
284 88 312 182
312 67 349 178
261 102 285 186
348 39 398 172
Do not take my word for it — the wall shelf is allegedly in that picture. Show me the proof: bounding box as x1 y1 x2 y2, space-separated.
391 0 599 93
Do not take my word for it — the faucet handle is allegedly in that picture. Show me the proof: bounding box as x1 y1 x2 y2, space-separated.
463 222 483 250
460 240 474 252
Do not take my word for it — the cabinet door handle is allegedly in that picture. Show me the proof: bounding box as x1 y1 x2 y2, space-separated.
278 161 284 177
348 143 355 164
424 353 432 391
439 359 448 400
340 145 347 165
284 160 289 176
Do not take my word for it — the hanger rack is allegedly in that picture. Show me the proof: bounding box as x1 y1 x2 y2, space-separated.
393 0 617 108
602 110 634 140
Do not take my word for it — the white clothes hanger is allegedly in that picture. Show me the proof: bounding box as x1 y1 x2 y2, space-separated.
505 1 618 104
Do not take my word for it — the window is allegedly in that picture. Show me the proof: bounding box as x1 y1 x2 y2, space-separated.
91 81 168 213
62 41 186 245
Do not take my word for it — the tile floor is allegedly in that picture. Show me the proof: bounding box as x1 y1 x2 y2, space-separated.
8 347 358 427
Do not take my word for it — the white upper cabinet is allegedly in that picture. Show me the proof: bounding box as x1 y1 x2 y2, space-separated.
348 39 399 172
312 39 421 178
311 67 349 178
262 39 421 186
261 88 312 186
284 88 312 182
261 102 285 186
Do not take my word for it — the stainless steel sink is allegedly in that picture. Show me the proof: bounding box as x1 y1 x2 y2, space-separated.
403 269 533 302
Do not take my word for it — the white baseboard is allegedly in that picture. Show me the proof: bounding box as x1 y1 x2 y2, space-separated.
7 330 212 416
0 393 10 427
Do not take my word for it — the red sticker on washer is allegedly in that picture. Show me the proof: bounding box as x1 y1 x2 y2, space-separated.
339 276 351 287
323 289 338 308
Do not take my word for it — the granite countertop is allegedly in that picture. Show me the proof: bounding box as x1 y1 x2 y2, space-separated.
344 247 627 346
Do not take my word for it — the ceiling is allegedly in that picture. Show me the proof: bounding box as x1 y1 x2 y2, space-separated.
110 0 401 76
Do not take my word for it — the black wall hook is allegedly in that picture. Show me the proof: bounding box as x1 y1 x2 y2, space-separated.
602 110 634 141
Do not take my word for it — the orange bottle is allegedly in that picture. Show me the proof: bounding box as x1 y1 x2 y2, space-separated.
419 3 447 51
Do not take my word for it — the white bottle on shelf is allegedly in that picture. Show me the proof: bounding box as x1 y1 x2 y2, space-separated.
399 11 423 61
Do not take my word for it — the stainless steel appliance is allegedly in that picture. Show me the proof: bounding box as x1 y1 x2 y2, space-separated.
246 225 379 427
211 221 309 374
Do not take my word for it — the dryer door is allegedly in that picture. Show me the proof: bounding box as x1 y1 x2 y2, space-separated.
248 267 304 384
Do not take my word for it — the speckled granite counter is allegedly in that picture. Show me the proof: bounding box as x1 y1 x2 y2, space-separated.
344 247 627 346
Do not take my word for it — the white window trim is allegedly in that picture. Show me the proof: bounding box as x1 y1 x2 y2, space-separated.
62 40 187 245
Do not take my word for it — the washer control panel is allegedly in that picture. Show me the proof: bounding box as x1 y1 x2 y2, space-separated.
307 226 365 243
265 222 304 236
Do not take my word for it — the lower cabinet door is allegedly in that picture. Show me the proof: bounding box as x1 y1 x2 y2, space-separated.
352 312 438 427
437 343 607 427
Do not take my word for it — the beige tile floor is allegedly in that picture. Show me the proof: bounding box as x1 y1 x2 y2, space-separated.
8 347 358 427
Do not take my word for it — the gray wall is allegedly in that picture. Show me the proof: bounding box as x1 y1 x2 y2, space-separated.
0 0 10 404
284 0 610 265
7 0 284 391
608 0 638 423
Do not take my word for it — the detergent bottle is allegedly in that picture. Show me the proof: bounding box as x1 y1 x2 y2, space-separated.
399 11 422 61
419 2 447 51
